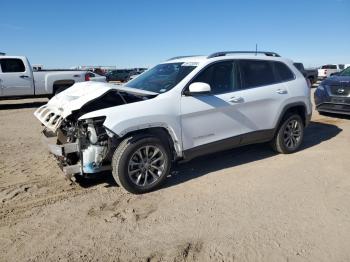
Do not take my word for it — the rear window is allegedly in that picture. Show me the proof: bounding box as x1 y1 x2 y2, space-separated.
321 65 337 69
273 62 294 82
239 60 276 88
0 58 25 73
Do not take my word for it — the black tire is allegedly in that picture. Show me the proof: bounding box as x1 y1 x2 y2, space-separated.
271 114 304 154
111 134 171 194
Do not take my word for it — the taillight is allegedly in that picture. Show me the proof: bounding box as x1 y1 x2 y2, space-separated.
85 73 90 81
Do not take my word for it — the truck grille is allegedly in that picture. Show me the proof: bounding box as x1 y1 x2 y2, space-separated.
328 85 350 97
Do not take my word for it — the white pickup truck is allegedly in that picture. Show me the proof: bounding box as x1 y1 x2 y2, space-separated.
317 64 345 80
0 56 104 98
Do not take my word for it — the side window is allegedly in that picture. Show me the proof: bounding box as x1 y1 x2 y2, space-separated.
0 58 25 73
239 60 276 89
273 62 294 82
192 61 238 94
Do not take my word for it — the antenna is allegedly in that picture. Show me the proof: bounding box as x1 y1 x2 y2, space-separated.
255 44 258 56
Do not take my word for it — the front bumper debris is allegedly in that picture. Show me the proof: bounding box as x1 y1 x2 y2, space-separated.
41 129 82 177
42 129 79 157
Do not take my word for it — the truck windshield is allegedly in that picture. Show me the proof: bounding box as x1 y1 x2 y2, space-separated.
126 63 196 93
340 67 350 76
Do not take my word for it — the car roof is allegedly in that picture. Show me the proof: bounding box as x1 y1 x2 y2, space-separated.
163 54 293 65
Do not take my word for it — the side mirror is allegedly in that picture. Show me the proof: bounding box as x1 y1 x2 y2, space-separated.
188 82 211 94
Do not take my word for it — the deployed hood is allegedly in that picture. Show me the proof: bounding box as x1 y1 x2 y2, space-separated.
34 81 157 132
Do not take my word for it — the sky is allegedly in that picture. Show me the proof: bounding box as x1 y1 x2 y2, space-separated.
1 0 349 69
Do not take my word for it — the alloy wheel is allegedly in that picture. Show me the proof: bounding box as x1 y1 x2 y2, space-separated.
128 145 166 187
283 119 302 150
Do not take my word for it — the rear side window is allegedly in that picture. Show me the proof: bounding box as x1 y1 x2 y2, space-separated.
339 64 345 70
0 58 25 73
239 60 276 88
273 62 294 82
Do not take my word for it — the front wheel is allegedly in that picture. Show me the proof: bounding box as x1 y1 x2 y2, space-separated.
271 114 304 154
112 135 171 194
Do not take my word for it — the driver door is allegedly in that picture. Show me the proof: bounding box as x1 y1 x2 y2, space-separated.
180 60 244 156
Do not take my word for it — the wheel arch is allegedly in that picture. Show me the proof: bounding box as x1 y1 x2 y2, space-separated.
275 102 308 133
53 80 75 94
117 126 182 159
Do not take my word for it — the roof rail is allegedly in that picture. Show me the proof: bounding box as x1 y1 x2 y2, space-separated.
166 55 201 61
207 51 280 59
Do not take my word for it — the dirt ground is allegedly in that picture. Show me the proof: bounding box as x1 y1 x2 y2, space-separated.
1 92 350 262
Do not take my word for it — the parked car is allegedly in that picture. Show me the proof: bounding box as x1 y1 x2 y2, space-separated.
0 56 92 98
85 71 107 82
293 62 318 85
318 64 345 80
106 69 134 82
34 51 312 194
315 66 350 115
127 68 147 81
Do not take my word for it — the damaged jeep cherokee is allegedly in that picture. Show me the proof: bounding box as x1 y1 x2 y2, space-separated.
35 51 312 194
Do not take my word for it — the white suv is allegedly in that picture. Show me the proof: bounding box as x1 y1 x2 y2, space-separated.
34 51 312 194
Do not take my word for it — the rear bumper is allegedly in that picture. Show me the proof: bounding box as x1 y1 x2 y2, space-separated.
41 130 82 176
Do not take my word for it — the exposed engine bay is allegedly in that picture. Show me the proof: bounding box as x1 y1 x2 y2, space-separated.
57 116 113 174
35 85 158 177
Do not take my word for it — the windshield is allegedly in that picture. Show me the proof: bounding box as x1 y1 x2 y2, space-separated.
126 62 197 93
340 67 350 76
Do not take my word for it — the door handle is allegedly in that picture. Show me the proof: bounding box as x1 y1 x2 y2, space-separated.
19 75 30 78
228 96 244 103
276 89 288 94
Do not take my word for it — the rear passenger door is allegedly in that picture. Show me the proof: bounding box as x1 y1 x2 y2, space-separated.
228 60 294 141
0 58 34 96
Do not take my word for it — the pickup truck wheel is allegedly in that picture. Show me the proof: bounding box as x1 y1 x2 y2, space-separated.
271 114 304 154
112 135 171 194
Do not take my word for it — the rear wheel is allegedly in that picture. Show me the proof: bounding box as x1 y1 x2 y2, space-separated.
112 135 171 194
271 114 304 154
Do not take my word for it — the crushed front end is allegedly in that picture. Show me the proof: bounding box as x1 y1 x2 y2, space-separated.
33 82 158 178
36 107 115 178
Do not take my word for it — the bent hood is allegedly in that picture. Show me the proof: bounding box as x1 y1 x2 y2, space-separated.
34 81 157 132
